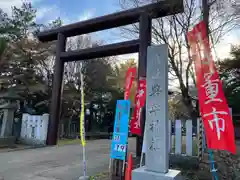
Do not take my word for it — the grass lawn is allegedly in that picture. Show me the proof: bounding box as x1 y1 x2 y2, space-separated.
57 138 81 146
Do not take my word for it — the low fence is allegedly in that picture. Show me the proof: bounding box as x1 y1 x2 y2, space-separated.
59 118 203 158
168 119 203 169
20 113 49 145
140 119 202 169
168 119 204 157
20 114 203 159
235 127 240 139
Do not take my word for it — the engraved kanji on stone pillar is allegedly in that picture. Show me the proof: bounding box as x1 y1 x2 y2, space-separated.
145 44 169 173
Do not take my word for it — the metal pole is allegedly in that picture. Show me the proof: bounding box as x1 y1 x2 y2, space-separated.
202 1 219 180
136 13 152 157
83 145 87 177
47 33 66 145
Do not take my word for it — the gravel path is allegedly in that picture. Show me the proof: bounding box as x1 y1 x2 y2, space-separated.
0 138 136 180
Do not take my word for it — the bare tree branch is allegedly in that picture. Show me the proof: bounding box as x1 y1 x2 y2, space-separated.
118 0 239 120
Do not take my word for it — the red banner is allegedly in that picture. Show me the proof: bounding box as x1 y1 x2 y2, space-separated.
187 21 236 154
124 67 137 100
130 78 146 136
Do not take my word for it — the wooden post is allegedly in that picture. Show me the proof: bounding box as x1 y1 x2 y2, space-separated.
111 160 124 180
47 33 66 145
136 13 152 157
202 0 210 35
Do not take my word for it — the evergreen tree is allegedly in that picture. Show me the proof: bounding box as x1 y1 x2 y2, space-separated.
219 45 240 115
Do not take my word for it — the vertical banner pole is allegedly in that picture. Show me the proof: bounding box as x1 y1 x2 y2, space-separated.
109 158 112 180
208 149 218 180
140 154 144 167
83 145 86 177
123 67 136 177
140 120 147 167
122 159 126 175
79 62 87 179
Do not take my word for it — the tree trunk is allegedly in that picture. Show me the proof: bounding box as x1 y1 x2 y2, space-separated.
67 119 72 137
88 102 93 132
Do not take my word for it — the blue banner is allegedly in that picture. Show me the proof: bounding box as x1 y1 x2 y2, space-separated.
110 100 131 160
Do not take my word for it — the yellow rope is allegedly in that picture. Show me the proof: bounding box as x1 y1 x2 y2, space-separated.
80 63 86 147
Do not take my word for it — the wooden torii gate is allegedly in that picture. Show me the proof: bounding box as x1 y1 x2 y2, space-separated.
37 0 183 157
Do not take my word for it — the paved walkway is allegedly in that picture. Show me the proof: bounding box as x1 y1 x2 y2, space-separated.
0 138 136 180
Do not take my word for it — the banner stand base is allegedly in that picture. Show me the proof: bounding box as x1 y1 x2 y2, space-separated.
132 166 182 180
78 176 90 180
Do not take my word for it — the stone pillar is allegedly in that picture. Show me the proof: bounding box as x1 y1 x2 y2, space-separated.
0 103 16 137
41 114 49 144
132 45 182 180
21 113 28 138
